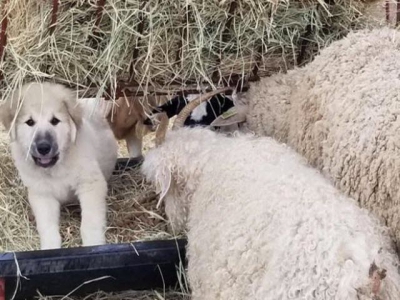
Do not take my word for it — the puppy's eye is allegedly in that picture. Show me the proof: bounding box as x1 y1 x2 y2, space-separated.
25 118 35 126
50 117 60 126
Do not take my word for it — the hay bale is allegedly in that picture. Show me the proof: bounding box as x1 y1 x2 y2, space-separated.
0 0 371 101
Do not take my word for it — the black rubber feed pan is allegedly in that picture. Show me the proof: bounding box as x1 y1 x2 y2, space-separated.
0 239 187 300
0 158 188 300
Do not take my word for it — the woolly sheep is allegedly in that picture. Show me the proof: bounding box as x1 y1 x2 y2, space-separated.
212 27 400 249
141 90 400 300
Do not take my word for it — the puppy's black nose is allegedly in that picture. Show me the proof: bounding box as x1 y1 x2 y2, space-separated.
37 142 51 155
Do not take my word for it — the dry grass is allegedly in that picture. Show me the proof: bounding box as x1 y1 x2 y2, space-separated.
0 124 188 299
0 0 371 104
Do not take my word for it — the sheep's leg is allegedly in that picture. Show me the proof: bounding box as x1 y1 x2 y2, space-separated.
125 129 143 158
28 190 62 250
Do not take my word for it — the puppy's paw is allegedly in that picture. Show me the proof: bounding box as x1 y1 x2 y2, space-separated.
40 233 62 250
81 228 106 247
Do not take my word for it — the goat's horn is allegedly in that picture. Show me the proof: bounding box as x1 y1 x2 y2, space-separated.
172 87 233 130
155 112 169 146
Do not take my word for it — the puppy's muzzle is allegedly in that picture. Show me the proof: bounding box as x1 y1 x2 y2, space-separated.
31 133 59 168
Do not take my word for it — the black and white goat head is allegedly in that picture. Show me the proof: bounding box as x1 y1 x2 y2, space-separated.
143 91 245 132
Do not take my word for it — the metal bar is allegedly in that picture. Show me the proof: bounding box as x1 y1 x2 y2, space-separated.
296 24 313 66
48 0 59 35
0 278 4 300
94 0 106 28
0 239 187 300
211 0 238 83
251 45 263 80
88 0 107 50
386 0 390 23
397 0 400 26
0 0 9 81
128 1 147 83
79 83 250 99
175 6 191 66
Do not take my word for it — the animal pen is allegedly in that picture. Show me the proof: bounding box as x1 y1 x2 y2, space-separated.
0 0 397 299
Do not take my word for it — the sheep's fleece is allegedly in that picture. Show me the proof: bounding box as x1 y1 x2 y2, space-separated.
240 27 400 249
141 127 400 300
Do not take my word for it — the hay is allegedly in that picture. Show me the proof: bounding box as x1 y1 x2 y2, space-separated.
0 0 370 101
0 125 188 299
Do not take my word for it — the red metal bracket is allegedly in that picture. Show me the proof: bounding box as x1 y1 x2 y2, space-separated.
94 0 106 29
49 0 59 35
128 1 147 83
397 0 400 26
0 0 9 81
0 277 5 300
386 0 390 23
211 0 238 84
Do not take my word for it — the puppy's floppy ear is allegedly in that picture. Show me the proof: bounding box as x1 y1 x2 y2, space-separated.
0 89 22 140
62 88 83 144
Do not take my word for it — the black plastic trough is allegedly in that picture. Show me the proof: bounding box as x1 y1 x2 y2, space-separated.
0 239 187 300
0 158 188 300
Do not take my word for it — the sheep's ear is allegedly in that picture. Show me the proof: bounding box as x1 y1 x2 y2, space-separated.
211 106 246 127
155 167 172 209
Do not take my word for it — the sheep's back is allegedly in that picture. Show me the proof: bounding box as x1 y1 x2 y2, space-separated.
184 135 399 300
288 27 400 249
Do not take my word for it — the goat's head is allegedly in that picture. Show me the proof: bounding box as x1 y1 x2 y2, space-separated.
141 87 232 232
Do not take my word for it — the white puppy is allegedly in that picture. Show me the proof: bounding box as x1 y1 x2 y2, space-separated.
0 82 118 250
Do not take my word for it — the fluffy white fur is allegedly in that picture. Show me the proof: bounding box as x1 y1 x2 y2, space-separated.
213 27 400 250
141 127 400 300
0 82 118 250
